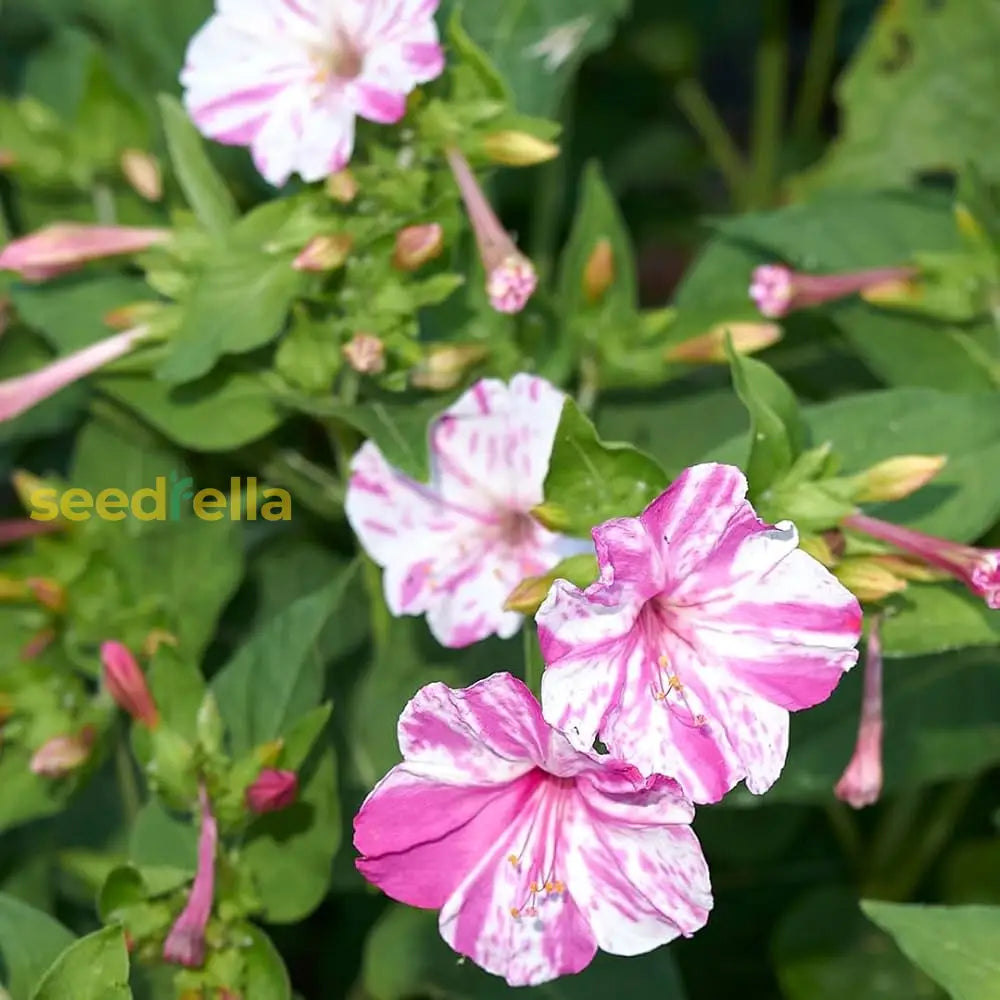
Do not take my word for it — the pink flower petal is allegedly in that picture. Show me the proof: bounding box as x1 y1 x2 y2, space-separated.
353 83 407 123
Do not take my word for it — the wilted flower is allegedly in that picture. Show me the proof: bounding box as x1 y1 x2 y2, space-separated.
354 673 712 987
844 512 1000 609
445 148 537 314
346 375 589 647
181 0 445 187
0 224 168 281
246 769 298 814
750 263 917 318
392 223 444 271
101 640 159 729
0 326 151 425
293 234 353 272
30 727 95 777
536 464 863 804
342 333 386 375
164 784 217 968
835 617 884 809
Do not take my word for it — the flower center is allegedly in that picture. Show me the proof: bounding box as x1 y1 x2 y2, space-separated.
309 29 363 90
498 509 537 548
649 652 706 726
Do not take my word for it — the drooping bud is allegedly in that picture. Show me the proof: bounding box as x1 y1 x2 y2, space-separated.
409 343 490 391
120 149 163 202
582 239 615 304
101 640 159 729
480 131 560 167
750 263 918 318
392 224 444 271
851 455 947 503
844 512 1000 609
164 784 217 968
665 321 782 364
0 518 62 546
835 617 884 809
833 558 908 603
246 768 298 815
342 333 386 375
445 147 537 314
326 169 358 204
30 726 96 778
0 326 151 425
26 577 66 613
0 224 169 282
292 234 354 272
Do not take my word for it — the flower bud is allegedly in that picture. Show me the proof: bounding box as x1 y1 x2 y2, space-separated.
20 627 56 661
120 149 163 202
852 455 947 503
0 575 28 600
868 555 949 583
409 343 490 391
835 618 883 809
0 149 15 169
103 301 163 331
480 131 560 167
30 726 95 777
833 558 908 603
326 169 358 203
392 223 444 271
292 234 354 272
26 577 66 613
246 768 298 814
505 554 598 615
798 533 837 568
665 321 782 364
101 640 159 729
342 333 386 375
254 739 284 769
582 239 615 304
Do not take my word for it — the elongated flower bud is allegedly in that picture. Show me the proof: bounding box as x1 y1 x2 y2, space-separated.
26 577 66 612
392 224 444 271
164 784 217 968
833 558 908 603
665 321 782 364
20 627 56 661
835 618 884 809
326 169 358 203
293 234 354 272
480 131 560 167
120 149 163 202
0 519 62 546
0 224 169 281
246 768 298 814
852 455 947 503
409 342 490 391
0 325 150 425
750 264 918 318
445 148 537 314
342 333 386 375
844 512 1000 609
101 640 159 729
30 726 95 777
582 239 615 304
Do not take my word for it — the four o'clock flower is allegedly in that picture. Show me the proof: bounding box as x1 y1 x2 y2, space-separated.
0 326 151 425
354 672 712 987
164 783 218 968
346 374 590 648
536 464 863 804
445 148 538 314
30 726 96 778
750 263 917 318
835 617 884 809
101 640 159 729
844 512 1000 609
0 224 168 282
180 0 445 187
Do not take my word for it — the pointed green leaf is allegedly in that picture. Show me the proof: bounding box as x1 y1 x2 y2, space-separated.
0 895 75 1000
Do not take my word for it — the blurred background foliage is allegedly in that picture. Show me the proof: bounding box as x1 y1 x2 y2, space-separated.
1 1 999 998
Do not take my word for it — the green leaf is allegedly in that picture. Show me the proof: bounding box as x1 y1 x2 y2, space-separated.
241 745 340 924
438 0 631 116
0 894 75 1000
881 584 1000 658
157 253 304 385
0 746 70 834
31 925 131 1000
129 800 197 872
773 887 943 1000
157 94 237 235
794 0 1000 192
540 397 668 536
861 901 1000 1000
240 925 292 1000
212 567 359 756
558 160 638 316
362 903 688 999
726 344 806 496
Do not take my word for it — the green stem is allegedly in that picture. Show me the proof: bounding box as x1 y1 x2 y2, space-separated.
576 354 600 415
362 554 392 652
749 0 789 208
258 449 345 517
115 728 141 824
867 788 925 880
791 0 843 142
92 182 117 225
674 78 750 207
825 801 863 871
530 85 576 284
523 625 542 698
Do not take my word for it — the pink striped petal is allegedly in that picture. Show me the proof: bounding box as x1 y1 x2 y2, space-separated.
353 83 407 123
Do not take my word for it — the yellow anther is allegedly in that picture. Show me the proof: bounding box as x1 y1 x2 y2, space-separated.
667 674 684 692
553 881 565 894
654 691 667 701
544 881 555 892
510 907 520 918
507 854 519 865
657 654 669 667
529 881 539 893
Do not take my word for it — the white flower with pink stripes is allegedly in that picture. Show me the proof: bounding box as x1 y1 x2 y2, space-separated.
181 0 445 187
536 464 863 804
354 672 712 986
346 374 588 648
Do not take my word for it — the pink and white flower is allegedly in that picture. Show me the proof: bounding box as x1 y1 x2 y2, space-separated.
346 374 588 648
354 672 712 987
536 464 863 804
181 0 446 187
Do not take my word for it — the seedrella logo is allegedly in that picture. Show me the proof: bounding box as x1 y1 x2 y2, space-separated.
27 471 292 523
